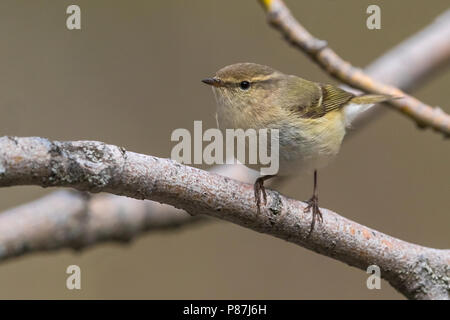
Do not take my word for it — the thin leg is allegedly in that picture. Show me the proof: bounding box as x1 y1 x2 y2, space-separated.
254 175 276 214
304 170 323 235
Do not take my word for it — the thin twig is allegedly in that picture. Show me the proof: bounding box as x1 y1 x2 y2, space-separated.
259 0 450 136
0 136 448 299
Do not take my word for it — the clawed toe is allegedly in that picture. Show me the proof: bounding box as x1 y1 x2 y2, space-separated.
253 175 275 214
304 195 323 235
254 179 267 214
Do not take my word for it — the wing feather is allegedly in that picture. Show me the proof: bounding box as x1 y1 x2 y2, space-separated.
302 84 354 118
284 80 355 119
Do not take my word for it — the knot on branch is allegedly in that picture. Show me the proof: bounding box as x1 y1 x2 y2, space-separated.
392 253 450 300
268 191 283 215
408 255 450 300
43 140 126 191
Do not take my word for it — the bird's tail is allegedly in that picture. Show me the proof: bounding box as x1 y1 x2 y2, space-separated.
344 94 396 127
350 94 393 105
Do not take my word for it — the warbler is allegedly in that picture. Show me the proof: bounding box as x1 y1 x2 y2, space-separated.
202 63 391 233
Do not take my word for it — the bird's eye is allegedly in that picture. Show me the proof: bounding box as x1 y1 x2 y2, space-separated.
239 81 251 90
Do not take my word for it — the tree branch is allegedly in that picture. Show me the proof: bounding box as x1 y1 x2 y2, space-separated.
259 0 450 137
0 162 258 261
0 190 205 260
364 10 450 90
0 136 448 299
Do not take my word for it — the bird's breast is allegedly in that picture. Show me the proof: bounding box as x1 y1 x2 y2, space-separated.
276 111 346 175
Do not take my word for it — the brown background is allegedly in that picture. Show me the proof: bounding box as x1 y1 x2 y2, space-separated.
0 0 448 299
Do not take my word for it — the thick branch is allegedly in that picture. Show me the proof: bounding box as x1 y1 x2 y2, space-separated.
259 0 450 136
0 190 205 259
0 136 448 299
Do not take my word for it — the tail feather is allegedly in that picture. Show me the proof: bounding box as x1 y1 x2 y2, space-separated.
344 94 395 127
350 94 393 105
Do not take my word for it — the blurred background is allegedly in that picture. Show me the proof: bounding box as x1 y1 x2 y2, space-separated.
0 0 448 299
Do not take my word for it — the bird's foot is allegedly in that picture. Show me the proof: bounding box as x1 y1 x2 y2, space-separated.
303 195 323 235
254 177 268 214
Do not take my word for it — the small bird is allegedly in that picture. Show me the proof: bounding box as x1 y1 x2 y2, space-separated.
202 63 391 234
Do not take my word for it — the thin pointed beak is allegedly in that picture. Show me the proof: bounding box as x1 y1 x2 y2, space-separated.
202 78 222 87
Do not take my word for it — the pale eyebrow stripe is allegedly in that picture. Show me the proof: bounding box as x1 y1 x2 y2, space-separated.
221 77 280 87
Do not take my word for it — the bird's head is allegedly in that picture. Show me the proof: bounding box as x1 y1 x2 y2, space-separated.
202 63 283 112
